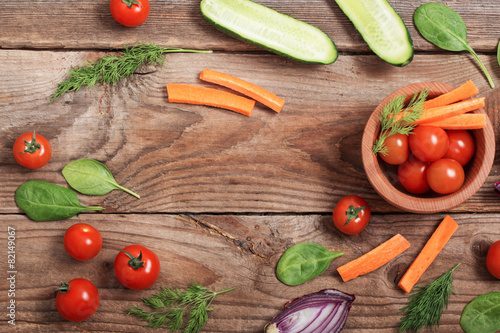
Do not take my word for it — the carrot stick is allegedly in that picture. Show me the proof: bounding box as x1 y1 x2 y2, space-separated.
423 80 479 109
425 113 486 130
337 234 411 282
200 69 285 113
414 97 485 125
398 215 458 293
166 83 255 116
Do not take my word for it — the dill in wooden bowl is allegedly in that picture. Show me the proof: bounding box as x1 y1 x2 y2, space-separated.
361 82 495 214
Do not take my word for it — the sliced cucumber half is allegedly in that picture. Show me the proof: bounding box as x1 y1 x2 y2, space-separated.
200 0 338 64
335 0 413 66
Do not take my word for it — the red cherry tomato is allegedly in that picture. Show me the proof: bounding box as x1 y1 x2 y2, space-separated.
486 240 500 279
64 223 103 261
426 158 465 194
333 195 371 235
13 131 52 169
114 245 160 290
409 126 449 162
443 130 475 166
379 133 410 165
398 154 431 194
56 278 100 322
110 0 150 27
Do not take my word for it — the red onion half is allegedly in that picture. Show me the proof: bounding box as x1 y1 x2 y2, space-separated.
265 289 355 333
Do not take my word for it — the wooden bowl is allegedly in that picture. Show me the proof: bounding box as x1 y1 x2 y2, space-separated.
362 82 495 214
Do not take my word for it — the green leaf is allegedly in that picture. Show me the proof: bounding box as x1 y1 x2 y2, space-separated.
276 243 344 286
497 40 500 66
460 292 500 333
62 159 140 198
414 3 495 88
15 180 104 221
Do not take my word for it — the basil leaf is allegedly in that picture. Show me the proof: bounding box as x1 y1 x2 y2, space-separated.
15 180 104 221
460 292 500 333
276 243 343 286
62 159 140 199
414 3 495 88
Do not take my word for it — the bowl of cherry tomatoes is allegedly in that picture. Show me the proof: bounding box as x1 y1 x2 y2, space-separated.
362 82 495 214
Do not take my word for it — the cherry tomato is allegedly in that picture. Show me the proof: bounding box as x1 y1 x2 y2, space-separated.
379 133 410 165
13 131 52 169
64 223 103 261
398 154 430 194
443 130 475 166
426 158 465 194
486 240 500 279
409 126 449 162
333 195 371 235
56 278 100 322
110 0 150 27
114 245 160 290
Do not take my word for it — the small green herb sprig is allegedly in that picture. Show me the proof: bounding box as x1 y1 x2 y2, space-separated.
372 89 428 156
51 43 212 102
126 282 234 332
399 263 460 332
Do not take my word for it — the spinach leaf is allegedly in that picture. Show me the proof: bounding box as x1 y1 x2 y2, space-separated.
276 243 343 286
414 3 495 88
15 180 104 221
460 292 500 333
62 159 140 199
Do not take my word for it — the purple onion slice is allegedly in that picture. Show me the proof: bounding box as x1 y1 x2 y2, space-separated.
494 181 500 196
265 289 355 333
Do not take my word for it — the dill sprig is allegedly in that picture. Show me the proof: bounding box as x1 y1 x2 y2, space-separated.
372 88 429 155
51 43 212 102
126 282 234 332
399 263 460 332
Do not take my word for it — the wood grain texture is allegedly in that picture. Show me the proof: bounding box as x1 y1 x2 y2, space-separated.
0 213 498 332
1 50 499 214
2 1 500 331
0 0 499 52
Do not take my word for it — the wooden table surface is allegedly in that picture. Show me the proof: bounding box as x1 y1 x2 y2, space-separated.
1 1 500 332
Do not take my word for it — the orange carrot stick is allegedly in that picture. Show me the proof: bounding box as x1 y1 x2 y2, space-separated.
423 80 479 109
414 97 485 125
398 215 458 293
425 113 486 130
337 234 411 282
166 83 255 116
200 69 285 113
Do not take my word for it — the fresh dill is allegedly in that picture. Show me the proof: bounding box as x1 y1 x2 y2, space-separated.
399 263 460 332
126 282 234 332
51 43 212 102
372 88 429 155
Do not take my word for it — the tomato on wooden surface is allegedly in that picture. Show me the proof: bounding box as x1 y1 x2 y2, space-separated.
333 195 371 235
114 245 160 290
64 223 102 261
409 126 449 162
110 0 150 27
13 131 52 169
379 133 410 165
426 158 465 194
444 130 475 166
398 154 430 194
486 240 500 279
56 278 100 322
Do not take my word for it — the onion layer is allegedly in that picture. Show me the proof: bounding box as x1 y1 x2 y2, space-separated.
265 289 355 333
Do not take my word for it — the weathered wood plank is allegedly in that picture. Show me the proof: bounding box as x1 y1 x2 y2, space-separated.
0 0 499 52
0 213 498 332
2 50 499 214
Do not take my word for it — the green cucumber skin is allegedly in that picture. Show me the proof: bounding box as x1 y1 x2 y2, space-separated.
201 0 338 64
335 0 413 66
